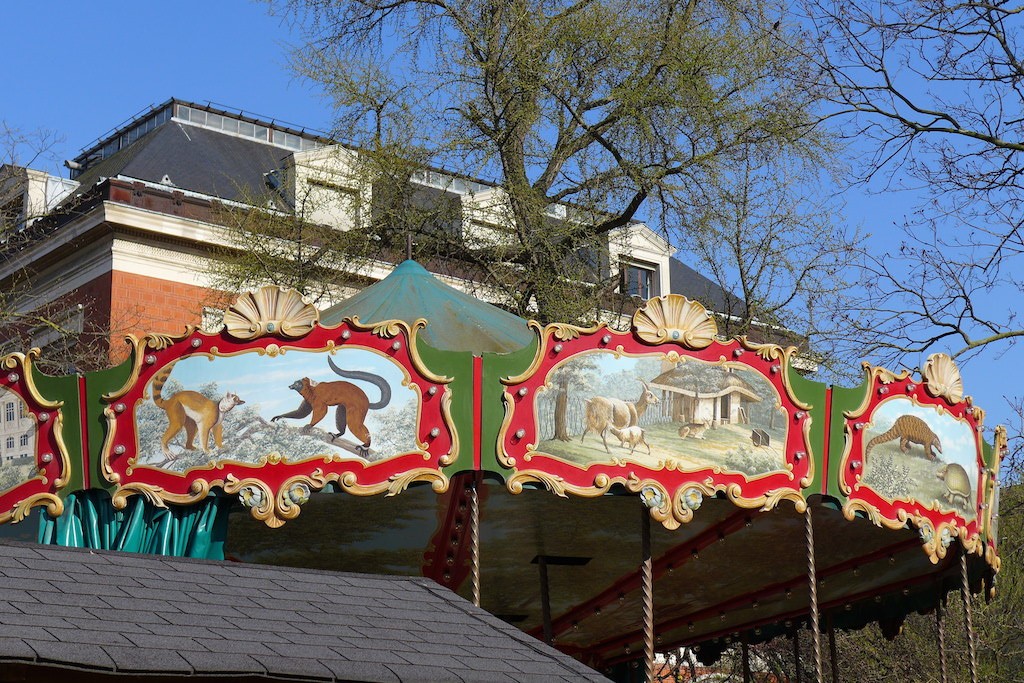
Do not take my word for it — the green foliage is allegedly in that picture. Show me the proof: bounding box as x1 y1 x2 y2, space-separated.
265 0 840 325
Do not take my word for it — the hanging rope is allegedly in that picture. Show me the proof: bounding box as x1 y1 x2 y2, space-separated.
936 600 947 683
641 504 655 683
470 477 481 608
961 549 978 683
806 506 823 683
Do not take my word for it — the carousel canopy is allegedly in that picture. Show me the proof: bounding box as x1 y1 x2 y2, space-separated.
0 262 1005 682
320 259 535 354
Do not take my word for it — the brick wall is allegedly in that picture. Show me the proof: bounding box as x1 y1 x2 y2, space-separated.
109 271 227 338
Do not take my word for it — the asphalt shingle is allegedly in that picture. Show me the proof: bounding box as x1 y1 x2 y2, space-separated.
0 541 609 681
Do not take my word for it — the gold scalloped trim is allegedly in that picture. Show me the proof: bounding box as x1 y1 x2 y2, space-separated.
506 470 612 498
844 362 914 419
0 492 64 525
633 295 718 347
923 353 964 404
738 339 813 412
843 500 986 566
983 426 1007 554
223 286 318 340
0 351 72 500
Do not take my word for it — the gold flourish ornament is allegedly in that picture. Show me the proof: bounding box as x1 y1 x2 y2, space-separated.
223 286 318 340
632 295 718 348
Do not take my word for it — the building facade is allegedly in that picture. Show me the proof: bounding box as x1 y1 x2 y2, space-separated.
0 99 734 367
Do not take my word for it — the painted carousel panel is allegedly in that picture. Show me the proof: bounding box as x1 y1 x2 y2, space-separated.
135 347 420 471
535 351 790 478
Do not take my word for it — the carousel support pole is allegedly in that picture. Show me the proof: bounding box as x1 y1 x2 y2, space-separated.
827 613 839 683
741 636 752 683
806 506 823 683
936 599 948 683
470 474 481 608
793 628 803 683
641 504 655 683
539 554 553 646
961 548 978 683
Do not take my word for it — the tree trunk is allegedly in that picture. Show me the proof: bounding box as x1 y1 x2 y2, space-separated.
554 376 570 441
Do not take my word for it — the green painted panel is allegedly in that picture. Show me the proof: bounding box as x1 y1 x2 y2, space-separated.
415 340 476 473
82 357 135 492
828 381 871 502
782 366 829 499
480 341 539 477
29 364 84 497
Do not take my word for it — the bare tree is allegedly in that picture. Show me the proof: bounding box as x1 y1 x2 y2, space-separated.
0 124 134 373
268 0 838 324
802 0 1024 365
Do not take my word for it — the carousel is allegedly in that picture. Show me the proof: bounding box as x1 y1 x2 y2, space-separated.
0 260 1004 682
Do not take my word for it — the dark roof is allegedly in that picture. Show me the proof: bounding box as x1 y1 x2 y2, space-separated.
0 542 608 682
668 257 743 315
69 121 290 205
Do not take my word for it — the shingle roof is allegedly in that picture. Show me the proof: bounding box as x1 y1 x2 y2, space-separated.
0 542 608 682
69 121 290 205
668 257 744 315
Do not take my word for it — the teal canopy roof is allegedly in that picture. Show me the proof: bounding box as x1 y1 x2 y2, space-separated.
320 260 535 354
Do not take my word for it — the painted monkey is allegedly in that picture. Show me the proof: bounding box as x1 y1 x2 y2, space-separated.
272 356 391 455
152 365 246 459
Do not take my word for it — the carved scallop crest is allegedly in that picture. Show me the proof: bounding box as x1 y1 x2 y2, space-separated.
223 286 319 340
923 353 964 404
632 294 718 348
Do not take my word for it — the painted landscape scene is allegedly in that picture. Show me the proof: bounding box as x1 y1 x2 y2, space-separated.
134 348 421 472
858 398 979 520
0 387 36 493
532 351 789 476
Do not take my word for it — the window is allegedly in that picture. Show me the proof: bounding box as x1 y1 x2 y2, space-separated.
623 263 656 300
19 434 28 447
5 437 13 450
4 402 13 422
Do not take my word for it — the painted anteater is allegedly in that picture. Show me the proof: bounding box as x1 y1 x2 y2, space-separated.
865 415 942 461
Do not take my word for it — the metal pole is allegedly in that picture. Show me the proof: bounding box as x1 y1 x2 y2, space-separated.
742 638 752 683
539 555 553 646
641 504 655 683
806 506 823 683
961 549 978 683
470 476 481 608
936 600 948 683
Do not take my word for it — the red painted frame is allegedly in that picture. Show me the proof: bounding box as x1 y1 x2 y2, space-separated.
101 321 455 524
499 326 814 527
840 373 986 560
0 352 70 523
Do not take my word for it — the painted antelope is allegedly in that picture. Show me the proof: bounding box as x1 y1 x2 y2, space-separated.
581 381 659 454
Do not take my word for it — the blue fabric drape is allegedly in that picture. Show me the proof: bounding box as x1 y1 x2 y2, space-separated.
37 489 230 560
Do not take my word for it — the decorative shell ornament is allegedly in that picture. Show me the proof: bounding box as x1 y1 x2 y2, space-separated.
633 294 718 348
922 353 964 404
223 286 318 340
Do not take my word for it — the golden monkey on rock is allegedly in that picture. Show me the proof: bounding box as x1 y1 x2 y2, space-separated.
272 356 391 456
151 366 246 460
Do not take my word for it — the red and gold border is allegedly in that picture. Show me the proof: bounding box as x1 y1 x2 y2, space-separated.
839 355 987 564
101 287 456 527
0 350 70 524
498 295 814 529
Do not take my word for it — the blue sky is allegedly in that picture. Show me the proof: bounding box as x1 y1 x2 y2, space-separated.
0 1 1018 434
